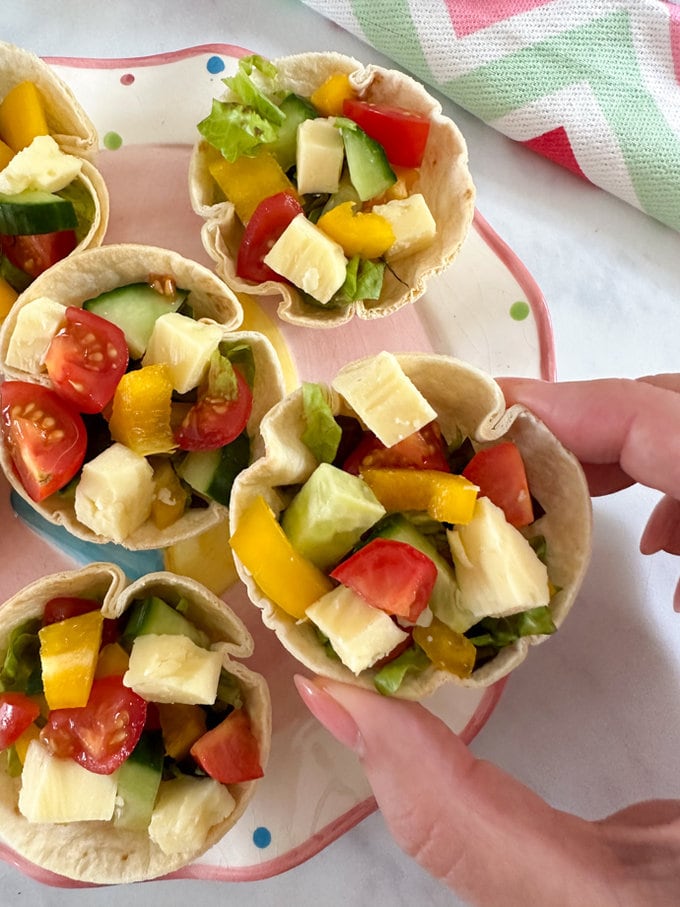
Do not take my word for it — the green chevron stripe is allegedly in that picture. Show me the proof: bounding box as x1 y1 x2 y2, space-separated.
349 4 680 229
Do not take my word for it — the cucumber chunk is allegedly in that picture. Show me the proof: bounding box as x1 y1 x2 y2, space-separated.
83 283 189 358
0 189 78 235
177 431 250 506
113 730 164 831
121 596 210 649
265 93 318 172
335 118 396 202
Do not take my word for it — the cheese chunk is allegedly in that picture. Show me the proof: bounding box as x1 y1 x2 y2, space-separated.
0 135 82 195
4 296 66 372
19 741 117 823
332 351 437 447
264 213 347 304
296 117 344 195
307 585 408 675
123 633 222 704
143 312 222 394
372 193 436 260
149 776 235 855
447 496 550 622
74 443 155 542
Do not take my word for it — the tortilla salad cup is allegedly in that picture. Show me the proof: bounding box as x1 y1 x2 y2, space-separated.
0 41 109 301
0 562 270 884
228 351 592 699
189 52 475 328
0 242 285 549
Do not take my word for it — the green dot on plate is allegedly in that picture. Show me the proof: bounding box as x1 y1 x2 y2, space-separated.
509 300 530 321
103 131 123 151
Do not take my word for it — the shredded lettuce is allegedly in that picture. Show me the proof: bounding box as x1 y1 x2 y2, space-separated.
57 177 96 242
219 339 256 388
332 255 385 306
301 382 342 464
214 669 244 711
373 645 430 696
0 618 42 694
465 606 557 649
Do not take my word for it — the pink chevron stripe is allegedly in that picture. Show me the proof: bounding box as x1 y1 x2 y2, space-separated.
663 1 680 83
521 126 589 181
443 0 553 37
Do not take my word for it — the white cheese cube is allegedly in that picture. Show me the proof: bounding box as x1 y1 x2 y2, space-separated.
4 296 66 372
123 633 222 704
74 443 155 542
306 585 408 675
149 776 235 855
0 135 83 195
447 496 550 622
19 740 117 823
142 312 222 394
264 213 347 305
332 351 437 447
296 117 345 195
372 194 437 260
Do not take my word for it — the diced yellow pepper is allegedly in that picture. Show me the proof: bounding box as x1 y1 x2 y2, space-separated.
39 610 104 709
150 458 189 530
229 495 334 619
310 73 356 117
413 618 476 678
209 151 298 225
0 275 18 321
157 702 207 760
361 468 479 524
0 81 49 152
95 642 130 679
164 515 239 595
369 166 420 206
13 722 41 765
317 201 395 259
108 363 176 456
0 137 14 171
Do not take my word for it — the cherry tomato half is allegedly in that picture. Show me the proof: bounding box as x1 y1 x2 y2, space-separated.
342 420 451 475
190 708 263 784
342 98 431 168
0 692 40 751
44 306 129 414
0 380 87 501
0 230 78 279
462 441 534 528
174 366 253 451
236 191 303 284
40 675 147 775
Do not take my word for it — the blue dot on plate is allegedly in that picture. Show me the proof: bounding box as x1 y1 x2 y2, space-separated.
207 56 225 74
252 826 272 849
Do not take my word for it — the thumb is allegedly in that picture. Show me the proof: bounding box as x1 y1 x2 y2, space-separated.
295 675 619 907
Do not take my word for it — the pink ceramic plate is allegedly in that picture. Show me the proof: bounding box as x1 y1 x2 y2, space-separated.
0 45 554 886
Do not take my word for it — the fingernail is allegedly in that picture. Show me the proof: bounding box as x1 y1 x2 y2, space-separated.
294 675 363 754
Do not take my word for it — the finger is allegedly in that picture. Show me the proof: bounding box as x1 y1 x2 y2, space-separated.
640 495 680 612
581 462 635 497
498 378 680 500
639 373 680 394
295 675 619 907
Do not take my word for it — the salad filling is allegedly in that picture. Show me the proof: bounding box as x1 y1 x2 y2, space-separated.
190 52 474 328
0 563 270 884
0 243 285 549
228 352 592 698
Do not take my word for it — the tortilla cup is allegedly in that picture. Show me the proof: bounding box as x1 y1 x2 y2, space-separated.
0 41 109 263
189 51 475 328
228 353 592 698
0 243 286 549
0 562 271 884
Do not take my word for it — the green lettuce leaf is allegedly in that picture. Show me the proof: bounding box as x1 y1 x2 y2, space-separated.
301 382 342 463
373 645 430 696
332 255 385 306
465 606 557 649
0 618 42 694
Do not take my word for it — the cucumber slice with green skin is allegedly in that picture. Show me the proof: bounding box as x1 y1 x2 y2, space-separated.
0 254 32 292
120 596 210 648
83 283 189 358
0 190 78 235
265 93 318 172
334 117 396 202
113 729 164 832
177 431 250 506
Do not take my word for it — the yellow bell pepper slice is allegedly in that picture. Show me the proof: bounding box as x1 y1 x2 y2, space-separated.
157 702 207 760
209 151 298 225
0 81 49 152
317 201 395 259
0 137 14 171
150 458 189 530
39 609 104 709
310 72 356 116
95 642 130 679
229 495 334 619
0 275 18 321
108 363 176 456
361 468 479 524
413 618 476 678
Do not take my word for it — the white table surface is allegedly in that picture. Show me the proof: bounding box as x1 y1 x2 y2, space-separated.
2 2 679 905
